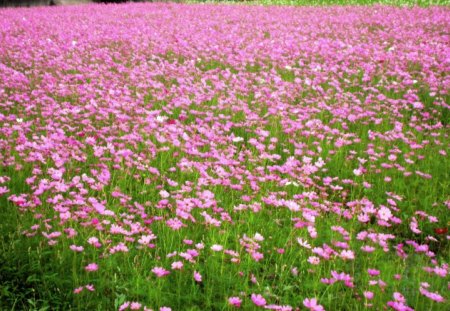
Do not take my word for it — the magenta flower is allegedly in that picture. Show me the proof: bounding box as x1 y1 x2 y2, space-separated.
119 302 130 311
211 244 223 252
251 294 266 307
419 286 445 303
308 256 320 265
130 302 142 310
228 296 242 308
84 263 99 272
303 298 325 311
378 206 392 221
367 269 380 277
364 291 374 300
152 267 170 278
171 261 183 270
193 271 202 282
69 245 84 252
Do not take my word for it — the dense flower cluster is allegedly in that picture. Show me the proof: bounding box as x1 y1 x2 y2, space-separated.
0 3 448 310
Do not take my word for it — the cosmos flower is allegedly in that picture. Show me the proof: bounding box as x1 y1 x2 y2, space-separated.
303 298 325 311
251 294 266 307
228 297 242 308
152 267 170 278
85 263 99 272
193 271 202 282
211 244 224 251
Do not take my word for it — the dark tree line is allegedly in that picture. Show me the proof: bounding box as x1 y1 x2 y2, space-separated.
0 0 172 7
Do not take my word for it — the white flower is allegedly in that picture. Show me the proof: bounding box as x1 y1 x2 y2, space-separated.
232 136 244 143
340 250 355 260
156 115 168 123
159 190 170 198
308 256 320 265
285 200 300 212
16 118 23 123
315 157 325 168
171 261 183 270
302 156 312 164
412 102 423 109
138 234 157 245
297 238 311 249
353 168 363 176
211 244 223 252
378 206 392 221
253 233 264 241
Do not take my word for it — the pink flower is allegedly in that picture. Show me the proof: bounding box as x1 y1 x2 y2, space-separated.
253 233 264 241
193 271 202 282
171 261 183 270
211 244 223 251
378 206 392 221
367 269 380 277
393 292 405 303
364 291 374 300
138 234 157 245
353 168 363 176
419 286 445 303
251 293 266 306
265 305 292 311
340 250 355 260
130 302 142 310
228 296 242 307
303 298 325 311
87 237 99 245
387 301 413 311
70 245 84 252
152 267 170 278
166 218 184 230
308 256 320 265
0 186 9 195
119 302 130 311
251 251 264 261
159 190 170 198
361 245 375 253
85 263 99 272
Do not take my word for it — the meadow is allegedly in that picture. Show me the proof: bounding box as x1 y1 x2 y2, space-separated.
0 3 449 310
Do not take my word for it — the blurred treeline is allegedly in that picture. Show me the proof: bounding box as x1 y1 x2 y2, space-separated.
0 0 184 7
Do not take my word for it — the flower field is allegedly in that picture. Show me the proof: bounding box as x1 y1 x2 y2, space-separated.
0 3 449 310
